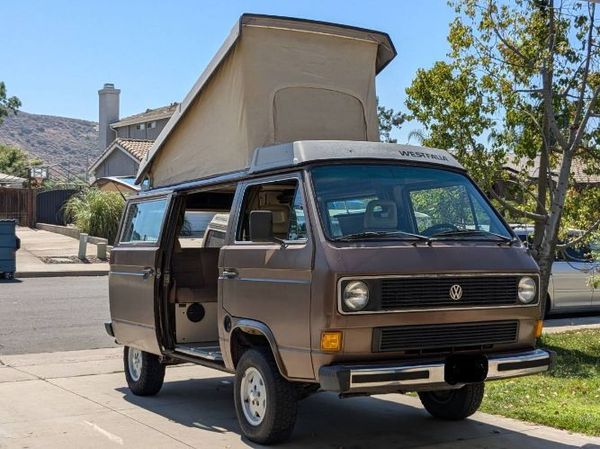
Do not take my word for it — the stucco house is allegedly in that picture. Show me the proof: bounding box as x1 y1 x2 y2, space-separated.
88 83 177 184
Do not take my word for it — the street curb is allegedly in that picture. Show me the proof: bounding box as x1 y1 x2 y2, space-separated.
15 270 109 278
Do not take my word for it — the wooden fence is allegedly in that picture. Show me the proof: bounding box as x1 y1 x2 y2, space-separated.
0 188 36 227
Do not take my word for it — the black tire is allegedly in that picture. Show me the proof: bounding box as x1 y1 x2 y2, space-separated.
418 383 484 420
123 346 165 396
234 349 298 444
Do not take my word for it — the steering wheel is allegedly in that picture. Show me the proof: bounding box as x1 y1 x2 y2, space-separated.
421 223 459 237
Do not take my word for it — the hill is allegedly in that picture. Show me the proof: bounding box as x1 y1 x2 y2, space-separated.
0 111 101 176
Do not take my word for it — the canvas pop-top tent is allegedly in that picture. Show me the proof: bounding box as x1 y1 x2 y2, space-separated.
136 14 397 188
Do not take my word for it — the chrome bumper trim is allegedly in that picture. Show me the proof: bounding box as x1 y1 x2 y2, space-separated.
319 349 553 393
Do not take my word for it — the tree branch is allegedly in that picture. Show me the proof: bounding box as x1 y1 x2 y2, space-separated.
572 2 595 134
571 86 600 152
556 217 600 248
489 188 548 222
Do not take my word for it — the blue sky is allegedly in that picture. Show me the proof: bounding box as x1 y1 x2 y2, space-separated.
2 1 454 142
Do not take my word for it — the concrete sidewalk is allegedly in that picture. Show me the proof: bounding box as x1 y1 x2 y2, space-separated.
15 227 109 278
0 348 598 449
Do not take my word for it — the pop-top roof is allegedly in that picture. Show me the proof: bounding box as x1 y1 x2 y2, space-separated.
136 13 397 187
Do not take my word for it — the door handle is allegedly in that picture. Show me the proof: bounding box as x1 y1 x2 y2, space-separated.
222 268 238 279
142 267 155 280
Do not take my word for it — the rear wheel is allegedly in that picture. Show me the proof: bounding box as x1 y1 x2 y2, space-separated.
418 383 484 420
123 346 165 396
234 349 298 444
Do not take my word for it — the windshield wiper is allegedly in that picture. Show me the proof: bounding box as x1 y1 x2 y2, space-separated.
333 230 432 244
429 229 516 245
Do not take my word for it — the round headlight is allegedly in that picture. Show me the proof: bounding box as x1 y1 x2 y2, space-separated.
518 276 537 303
343 281 369 311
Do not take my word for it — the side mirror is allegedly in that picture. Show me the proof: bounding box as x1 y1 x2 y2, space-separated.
249 210 274 242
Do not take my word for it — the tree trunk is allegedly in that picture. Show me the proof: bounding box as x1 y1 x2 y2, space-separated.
536 149 574 316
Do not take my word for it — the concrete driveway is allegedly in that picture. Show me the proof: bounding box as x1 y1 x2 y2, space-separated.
15 227 108 277
0 348 598 449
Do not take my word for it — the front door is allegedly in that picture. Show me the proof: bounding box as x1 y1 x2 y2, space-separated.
220 174 314 379
109 195 170 354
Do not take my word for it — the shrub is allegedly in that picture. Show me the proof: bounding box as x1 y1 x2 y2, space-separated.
64 189 125 243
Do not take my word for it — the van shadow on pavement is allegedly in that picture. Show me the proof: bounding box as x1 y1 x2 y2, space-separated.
117 375 596 448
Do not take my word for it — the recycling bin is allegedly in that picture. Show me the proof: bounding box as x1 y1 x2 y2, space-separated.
0 219 19 279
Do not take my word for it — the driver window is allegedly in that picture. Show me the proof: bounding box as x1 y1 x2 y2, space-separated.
237 179 308 242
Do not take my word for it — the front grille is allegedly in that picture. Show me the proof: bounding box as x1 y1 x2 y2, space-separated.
379 276 520 310
373 320 519 353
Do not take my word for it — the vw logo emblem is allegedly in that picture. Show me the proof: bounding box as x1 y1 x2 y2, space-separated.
449 284 463 301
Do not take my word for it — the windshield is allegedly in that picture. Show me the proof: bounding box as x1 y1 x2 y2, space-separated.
310 164 512 242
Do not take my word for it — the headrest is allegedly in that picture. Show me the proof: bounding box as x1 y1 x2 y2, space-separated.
364 200 398 229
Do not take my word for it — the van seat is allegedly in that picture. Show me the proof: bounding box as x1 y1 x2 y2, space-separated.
171 248 220 304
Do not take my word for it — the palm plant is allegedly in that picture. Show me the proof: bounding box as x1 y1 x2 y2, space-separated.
64 188 125 243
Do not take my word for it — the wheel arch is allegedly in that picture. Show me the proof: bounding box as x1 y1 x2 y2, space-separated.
229 319 288 379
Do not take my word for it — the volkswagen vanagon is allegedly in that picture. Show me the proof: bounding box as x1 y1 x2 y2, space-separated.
107 140 553 444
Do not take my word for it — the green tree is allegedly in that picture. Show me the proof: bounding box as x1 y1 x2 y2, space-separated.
405 60 507 191
0 144 41 178
405 0 599 310
377 98 406 143
0 81 21 125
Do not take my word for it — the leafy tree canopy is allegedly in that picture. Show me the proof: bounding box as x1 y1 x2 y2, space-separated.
403 0 599 309
377 97 406 143
0 144 42 178
0 81 21 125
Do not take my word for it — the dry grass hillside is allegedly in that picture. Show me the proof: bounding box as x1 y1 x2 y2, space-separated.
0 111 100 175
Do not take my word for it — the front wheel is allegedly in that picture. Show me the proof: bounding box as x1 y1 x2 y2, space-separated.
123 346 165 396
418 383 484 420
234 349 298 444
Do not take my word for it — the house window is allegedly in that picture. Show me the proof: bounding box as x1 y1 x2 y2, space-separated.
136 123 146 130
147 121 156 129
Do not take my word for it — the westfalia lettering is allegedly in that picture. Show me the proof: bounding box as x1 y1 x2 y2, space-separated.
398 150 449 162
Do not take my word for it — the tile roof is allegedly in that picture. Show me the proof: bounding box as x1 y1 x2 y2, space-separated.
504 155 600 185
110 103 178 128
89 138 154 174
116 138 154 160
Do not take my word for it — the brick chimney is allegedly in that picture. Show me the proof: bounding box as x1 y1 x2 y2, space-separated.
98 83 120 150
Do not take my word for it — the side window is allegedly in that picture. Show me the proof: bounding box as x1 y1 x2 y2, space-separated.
565 243 593 262
237 179 308 242
120 199 168 244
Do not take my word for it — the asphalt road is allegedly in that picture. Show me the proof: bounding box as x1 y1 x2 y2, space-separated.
0 276 115 355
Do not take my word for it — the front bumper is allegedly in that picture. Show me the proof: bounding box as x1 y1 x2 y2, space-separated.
319 348 554 394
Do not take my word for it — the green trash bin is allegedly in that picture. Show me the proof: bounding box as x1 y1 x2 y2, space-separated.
0 219 19 280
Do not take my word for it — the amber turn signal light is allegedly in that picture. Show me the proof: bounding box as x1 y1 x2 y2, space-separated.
320 331 342 352
534 320 544 338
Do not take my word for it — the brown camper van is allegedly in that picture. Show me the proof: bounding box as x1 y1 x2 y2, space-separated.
106 14 552 445
107 141 553 444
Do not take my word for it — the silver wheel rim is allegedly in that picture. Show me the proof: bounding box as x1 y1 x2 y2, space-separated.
128 348 143 382
240 367 267 426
